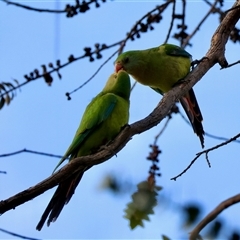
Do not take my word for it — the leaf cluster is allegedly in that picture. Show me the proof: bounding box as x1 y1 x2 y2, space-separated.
124 181 162 229
0 80 19 109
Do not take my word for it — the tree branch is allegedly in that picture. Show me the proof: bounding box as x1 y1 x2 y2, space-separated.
171 132 240 181
178 109 240 143
0 60 225 214
0 1 173 101
1 0 65 13
189 193 240 240
66 50 119 100
0 41 122 99
164 0 176 44
0 0 239 219
0 0 106 17
0 148 62 159
181 0 219 48
118 0 173 54
221 59 240 69
0 227 41 240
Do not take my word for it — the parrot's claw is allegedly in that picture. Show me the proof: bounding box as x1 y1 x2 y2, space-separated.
172 57 209 88
191 57 209 70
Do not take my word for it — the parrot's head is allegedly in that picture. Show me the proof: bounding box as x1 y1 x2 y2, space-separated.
103 70 131 100
114 51 142 75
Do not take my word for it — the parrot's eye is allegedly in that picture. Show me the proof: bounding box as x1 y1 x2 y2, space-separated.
124 57 129 64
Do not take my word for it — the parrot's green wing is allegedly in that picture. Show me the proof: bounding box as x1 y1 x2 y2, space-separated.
163 44 192 58
114 44 204 148
151 44 191 95
36 71 130 231
53 94 118 173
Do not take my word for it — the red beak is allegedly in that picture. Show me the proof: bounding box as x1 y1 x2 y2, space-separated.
115 62 123 73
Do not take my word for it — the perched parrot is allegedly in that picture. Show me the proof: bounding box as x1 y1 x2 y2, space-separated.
36 70 131 231
114 43 204 148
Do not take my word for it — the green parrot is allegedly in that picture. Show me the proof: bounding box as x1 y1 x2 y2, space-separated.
36 70 131 231
114 43 204 148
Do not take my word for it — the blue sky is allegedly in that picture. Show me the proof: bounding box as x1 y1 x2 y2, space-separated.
1 0 240 239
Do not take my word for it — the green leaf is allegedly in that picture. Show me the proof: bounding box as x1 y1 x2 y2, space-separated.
124 180 162 230
162 234 171 240
155 185 163 191
183 204 201 226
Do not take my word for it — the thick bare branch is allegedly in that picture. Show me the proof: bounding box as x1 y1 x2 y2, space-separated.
189 193 240 240
208 0 240 67
0 0 239 219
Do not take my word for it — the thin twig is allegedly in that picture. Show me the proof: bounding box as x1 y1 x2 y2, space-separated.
203 0 222 14
164 0 176 44
205 132 240 143
0 2 172 100
182 0 219 48
178 109 240 143
1 0 65 13
171 132 240 180
118 0 173 54
0 0 98 14
0 148 62 159
189 193 240 240
181 0 186 47
67 0 172 99
153 116 171 145
0 227 41 240
0 41 122 99
66 50 119 99
130 81 137 92
220 59 240 69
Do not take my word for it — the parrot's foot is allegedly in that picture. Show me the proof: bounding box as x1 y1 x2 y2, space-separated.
191 57 209 70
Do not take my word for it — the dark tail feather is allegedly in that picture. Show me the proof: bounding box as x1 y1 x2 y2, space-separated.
36 172 84 231
180 88 205 148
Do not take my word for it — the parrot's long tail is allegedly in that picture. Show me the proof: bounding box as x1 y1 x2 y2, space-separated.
36 171 84 231
180 88 205 148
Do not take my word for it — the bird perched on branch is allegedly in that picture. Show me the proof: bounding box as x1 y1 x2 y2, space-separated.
36 70 131 230
115 43 205 148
